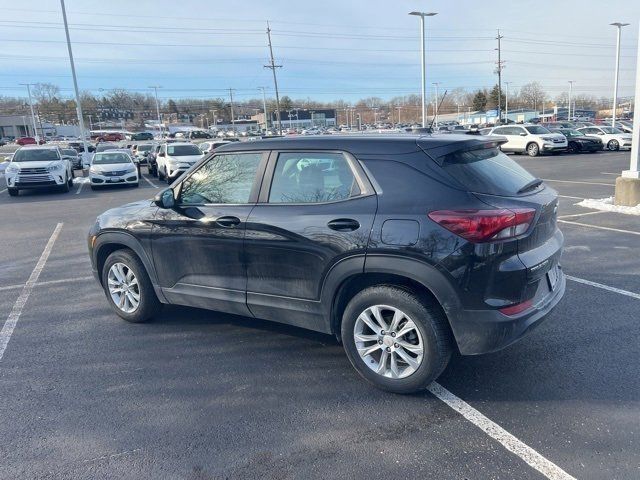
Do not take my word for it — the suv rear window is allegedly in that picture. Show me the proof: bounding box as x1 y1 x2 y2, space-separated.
440 147 537 196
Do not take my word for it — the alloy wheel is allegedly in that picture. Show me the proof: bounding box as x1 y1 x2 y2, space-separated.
353 305 424 379
107 262 140 313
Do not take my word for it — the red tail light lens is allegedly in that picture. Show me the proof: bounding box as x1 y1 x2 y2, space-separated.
428 208 536 243
499 299 533 316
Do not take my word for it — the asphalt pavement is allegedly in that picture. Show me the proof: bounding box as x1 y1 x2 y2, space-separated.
0 151 638 480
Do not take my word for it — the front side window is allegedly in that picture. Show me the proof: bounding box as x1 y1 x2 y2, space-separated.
525 125 550 135
268 152 360 204
179 152 263 205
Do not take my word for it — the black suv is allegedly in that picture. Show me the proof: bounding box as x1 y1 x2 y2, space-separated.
88 135 565 393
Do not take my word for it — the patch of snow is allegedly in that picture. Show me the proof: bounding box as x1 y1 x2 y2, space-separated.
0 161 7 173
563 245 591 252
73 176 91 184
576 196 640 216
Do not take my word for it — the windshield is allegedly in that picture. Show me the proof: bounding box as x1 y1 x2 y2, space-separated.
601 127 623 134
525 125 550 134
61 149 78 156
95 143 118 152
92 153 132 165
440 147 537 196
167 145 202 156
136 145 153 152
12 148 60 162
562 129 583 137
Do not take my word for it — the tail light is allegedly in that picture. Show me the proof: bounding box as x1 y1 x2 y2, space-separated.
499 299 533 316
428 208 536 243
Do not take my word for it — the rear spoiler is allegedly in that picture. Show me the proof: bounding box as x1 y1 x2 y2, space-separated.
417 136 508 166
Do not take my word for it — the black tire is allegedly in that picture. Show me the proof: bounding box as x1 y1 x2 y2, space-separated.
132 182 139 188
59 175 71 193
158 167 165 181
151 166 158 177
526 142 540 157
101 249 162 323
607 139 620 151
568 141 581 153
341 285 452 394
7 188 18 197
68 174 73 187
90 185 99 191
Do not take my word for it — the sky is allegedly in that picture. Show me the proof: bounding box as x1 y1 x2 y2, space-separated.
1 0 639 105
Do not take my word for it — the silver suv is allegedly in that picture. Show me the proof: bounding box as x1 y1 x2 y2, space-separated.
4 146 74 196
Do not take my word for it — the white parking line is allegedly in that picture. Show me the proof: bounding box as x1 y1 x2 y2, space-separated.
142 174 158 189
428 383 576 480
558 219 640 236
557 211 605 220
566 275 640 300
0 275 94 293
600 172 620 176
0 223 63 362
0 188 6 195
542 179 614 187
557 195 585 200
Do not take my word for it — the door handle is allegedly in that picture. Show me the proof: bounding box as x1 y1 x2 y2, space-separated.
327 218 360 232
215 216 241 227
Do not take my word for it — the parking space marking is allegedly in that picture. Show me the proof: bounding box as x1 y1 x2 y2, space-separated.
0 188 6 194
0 275 94 293
142 174 158 189
558 219 640 236
75 182 85 195
566 275 640 300
557 195 585 200
557 211 605 220
542 179 614 187
0 223 63 362
600 172 620 176
428 383 576 480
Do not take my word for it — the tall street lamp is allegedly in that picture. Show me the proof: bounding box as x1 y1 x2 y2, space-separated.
409 11 437 128
610 22 629 128
149 85 162 137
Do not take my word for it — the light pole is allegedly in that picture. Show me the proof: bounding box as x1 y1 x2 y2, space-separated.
19 84 39 142
59 0 89 156
149 85 162 137
567 80 574 121
505 81 511 122
432 82 440 127
88 114 93 131
257 87 268 131
409 11 437 127
611 22 629 128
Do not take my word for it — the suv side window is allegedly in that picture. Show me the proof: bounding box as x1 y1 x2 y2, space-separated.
492 127 507 135
179 152 263 205
268 152 360 204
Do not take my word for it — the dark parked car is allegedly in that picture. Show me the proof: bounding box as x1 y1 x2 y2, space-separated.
68 142 96 153
550 128 603 153
130 132 154 141
88 135 565 394
60 148 83 169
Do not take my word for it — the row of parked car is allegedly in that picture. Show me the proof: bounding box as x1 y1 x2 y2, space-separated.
483 123 632 157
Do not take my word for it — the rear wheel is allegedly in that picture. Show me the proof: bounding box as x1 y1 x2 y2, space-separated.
607 139 620 151
158 166 165 181
101 249 162 323
341 286 452 394
7 188 18 196
567 141 581 153
526 142 540 157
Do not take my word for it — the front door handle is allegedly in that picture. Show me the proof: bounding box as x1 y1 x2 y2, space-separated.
215 216 241 228
327 218 360 232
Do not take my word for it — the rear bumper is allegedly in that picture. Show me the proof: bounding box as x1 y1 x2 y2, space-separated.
451 269 565 355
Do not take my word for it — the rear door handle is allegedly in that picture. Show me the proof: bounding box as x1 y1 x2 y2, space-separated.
215 216 241 227
327 218 360 232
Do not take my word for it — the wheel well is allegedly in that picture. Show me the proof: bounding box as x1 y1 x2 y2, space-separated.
526 141 538 150
331 273 450 341
95 243 133 285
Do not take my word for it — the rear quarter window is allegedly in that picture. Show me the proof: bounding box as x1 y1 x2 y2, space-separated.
439 147 537 196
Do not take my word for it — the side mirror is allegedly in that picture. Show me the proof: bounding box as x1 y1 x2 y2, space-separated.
158 152 165 157
519 132 527 136
154 188 176 209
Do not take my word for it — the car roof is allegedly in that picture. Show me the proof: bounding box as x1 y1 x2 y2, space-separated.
215 134 503 156
166 142 196 146
19 145 60 150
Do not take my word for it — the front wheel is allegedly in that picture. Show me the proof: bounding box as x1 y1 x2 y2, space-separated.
60 175 71 193
101 249 162 323
7 188 18 197
607 140 620 151
526 142 540 157
567 141 581 153
341 286 452 394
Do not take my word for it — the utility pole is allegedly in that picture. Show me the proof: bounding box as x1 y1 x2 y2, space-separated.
59 0 88 156
264 22 282 135
396 105 402 125
409 11 437 127
88 114 93 131
257 87 268 130
568 80 574 121
228 88 236 128
610 22 629 128
19 84 39 142
149 85 162 137
496 29 504 124
505 81 511 122
432 82 440 127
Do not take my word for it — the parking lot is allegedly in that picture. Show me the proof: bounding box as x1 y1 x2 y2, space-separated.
0 150 638 479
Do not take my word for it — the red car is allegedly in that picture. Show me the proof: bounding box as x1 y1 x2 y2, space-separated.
16 137 37 146
97 132 125 142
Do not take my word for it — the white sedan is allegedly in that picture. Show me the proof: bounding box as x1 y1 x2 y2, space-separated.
577 126 632 151
89 151 139 190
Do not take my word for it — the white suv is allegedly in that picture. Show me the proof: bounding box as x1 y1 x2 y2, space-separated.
4 145 73 196
577 126 632 151
156 142 204 183
489 124 567 157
